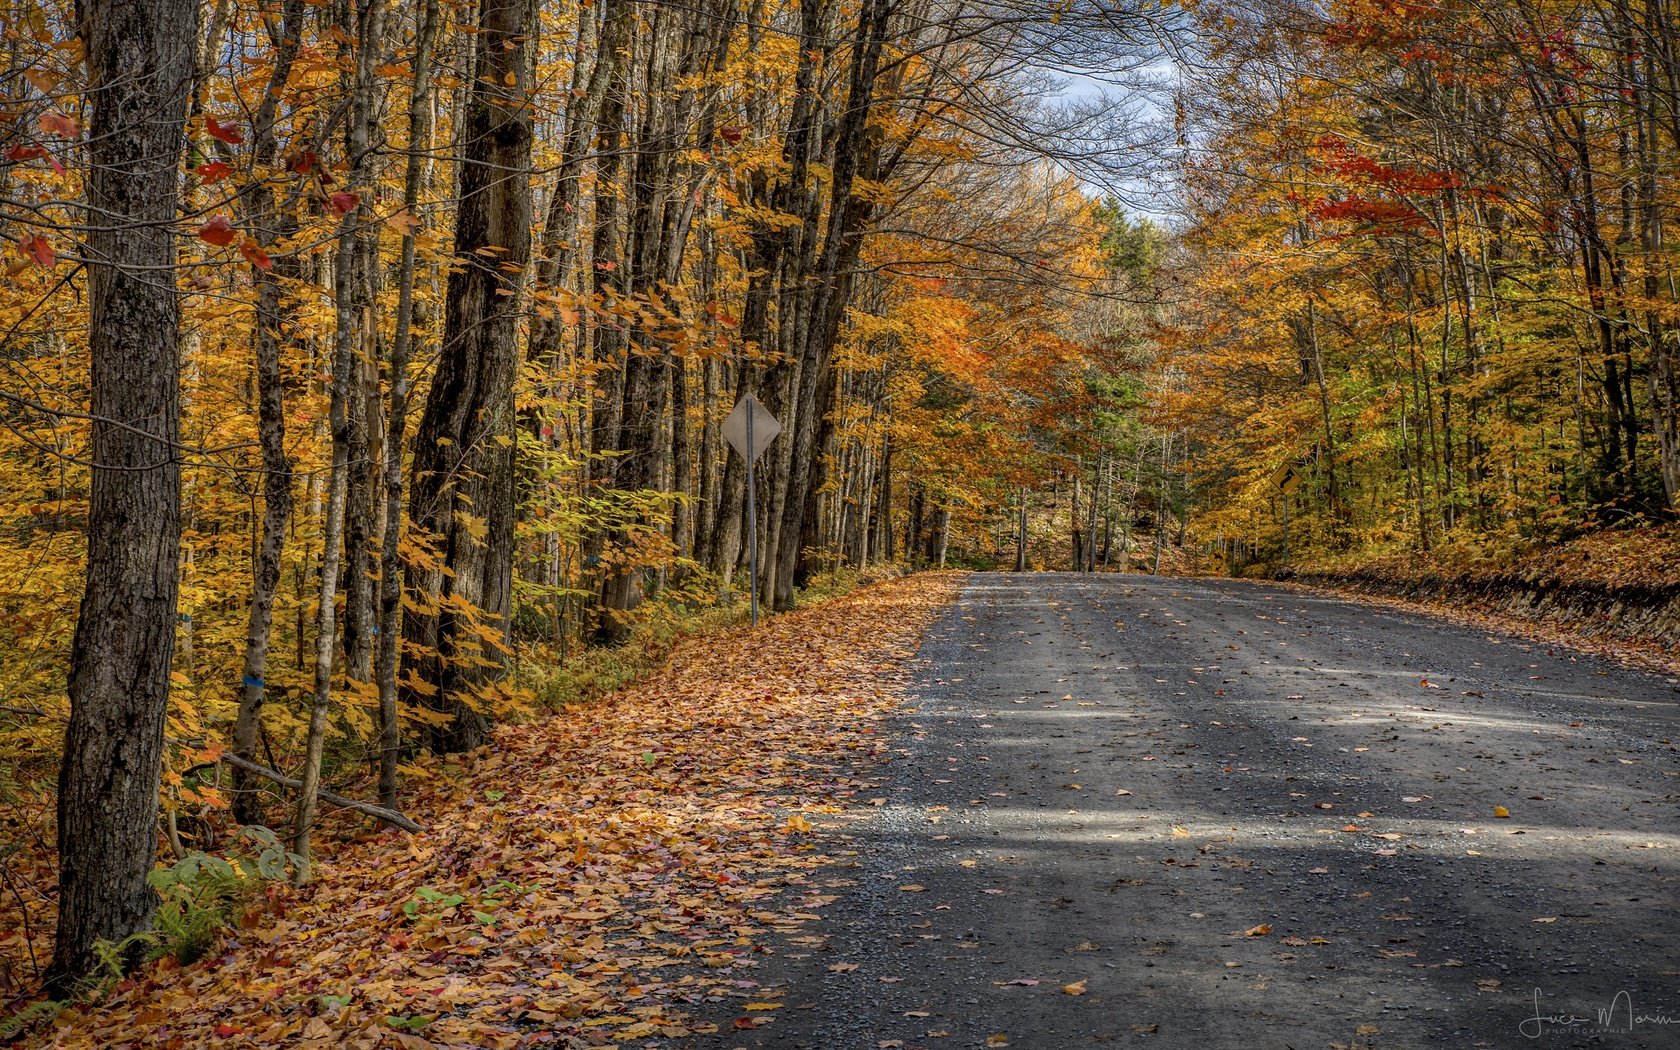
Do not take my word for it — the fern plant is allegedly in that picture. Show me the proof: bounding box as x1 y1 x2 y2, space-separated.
141 825 306 966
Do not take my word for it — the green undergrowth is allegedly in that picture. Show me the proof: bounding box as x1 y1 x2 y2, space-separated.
0 827 302 1040
519 564 904 709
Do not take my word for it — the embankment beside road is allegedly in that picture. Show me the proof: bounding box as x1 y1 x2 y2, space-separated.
1279 527 1680 660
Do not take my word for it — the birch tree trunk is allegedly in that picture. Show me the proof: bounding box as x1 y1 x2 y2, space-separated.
295 0 385 876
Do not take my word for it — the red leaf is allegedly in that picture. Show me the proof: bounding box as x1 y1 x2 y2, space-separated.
196 216 237 247
328 191 360 216
239 236 272 270
37 112 78 138
718 125 745 145
205 116 244 144
5 144 44 162
196 161 232 184
213 1024 241 1038
287 150 317 174
17 234 54 268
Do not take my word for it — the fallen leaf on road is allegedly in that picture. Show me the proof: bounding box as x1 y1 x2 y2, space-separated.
899 884 925 892
1000 978 1039 986
1061 979 1088 996
1115 789 1132 796
1476 978 1502 993
1243 924 1272 936
1171 826 1191 837
1401 796 1423 803
829 963 859 973
986 1037 1009 1047
1307 866 1329 874
1532 916 1557 923
1493 806 1510 818
1073 941 1100 952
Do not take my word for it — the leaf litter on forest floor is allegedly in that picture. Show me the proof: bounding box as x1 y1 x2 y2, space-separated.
21 571 965 1049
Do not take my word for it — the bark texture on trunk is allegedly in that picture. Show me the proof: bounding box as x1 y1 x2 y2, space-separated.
48 0 196 993
402 0 534 752
231 0 305 828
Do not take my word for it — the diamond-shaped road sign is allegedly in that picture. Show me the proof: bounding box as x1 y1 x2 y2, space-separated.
722 394 780 463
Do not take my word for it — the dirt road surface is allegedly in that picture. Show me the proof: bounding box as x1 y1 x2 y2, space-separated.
713 573 1680 1049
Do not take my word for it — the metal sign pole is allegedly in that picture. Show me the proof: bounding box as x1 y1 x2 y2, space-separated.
1282 493 1290 568
722 393 778 627
746 406 758 627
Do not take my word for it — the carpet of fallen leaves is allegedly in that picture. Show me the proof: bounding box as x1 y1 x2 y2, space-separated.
16 571 964 1049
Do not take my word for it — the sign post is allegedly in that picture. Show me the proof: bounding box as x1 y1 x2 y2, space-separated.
1270 462 1300 567
721 394 781 626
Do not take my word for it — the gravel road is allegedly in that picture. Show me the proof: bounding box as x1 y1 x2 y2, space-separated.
715 572 1680 1050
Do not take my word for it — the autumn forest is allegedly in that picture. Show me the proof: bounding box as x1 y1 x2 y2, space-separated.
3 0 1680 1034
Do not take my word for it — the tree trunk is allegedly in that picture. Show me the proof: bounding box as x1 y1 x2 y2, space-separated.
401 0 535 752
47 0 195 993
295 0 385 876
376 0 439 809
231 0 305 827
1015 487 1028 572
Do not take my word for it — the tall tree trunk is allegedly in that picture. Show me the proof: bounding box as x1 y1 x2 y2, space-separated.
401 0 535 752
47 0 195 992
769 0 890 610
231 0 305 827
295 0 385 875
375 0 440 810
1015 486 1028 572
